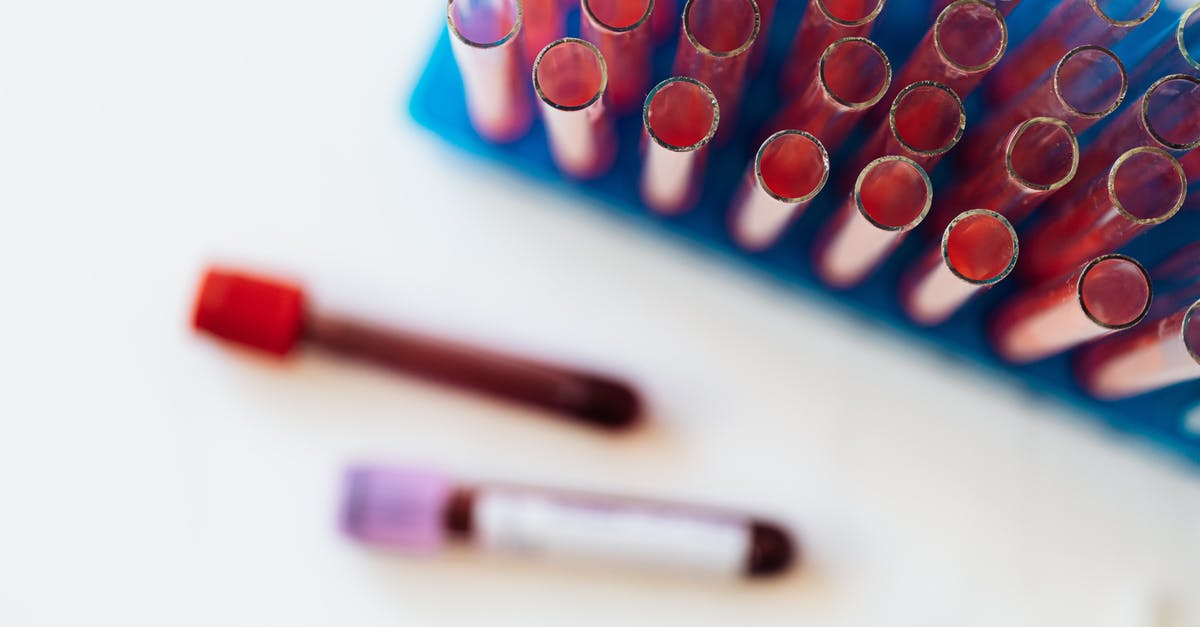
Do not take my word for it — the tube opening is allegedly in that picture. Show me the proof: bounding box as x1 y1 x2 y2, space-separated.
583 0 654 30
1143 74 1200 150
534 39 607 111
756 131 830 203
1079 255 1152 330
448 0 522 48
1007 118 1078 191
644 77 720 150
1185 301 1200 364
944 210 1018 285
816 0 885 25
890 82 965 156
683 0 759 57
1110 147 1186 224
855 157 932 231
1182 5 1200 70
821 38 892 109
1055 46 1126 117
935 1 1007 72
1090 0 1159 27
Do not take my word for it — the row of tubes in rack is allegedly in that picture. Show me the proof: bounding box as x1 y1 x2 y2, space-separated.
445 0 1200 402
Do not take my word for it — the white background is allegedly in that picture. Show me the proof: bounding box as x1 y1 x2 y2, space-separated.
2 1 1199 625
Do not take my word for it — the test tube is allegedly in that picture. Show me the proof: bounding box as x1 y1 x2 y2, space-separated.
1124 4 1200 87
814 156 933 289
523 0 566 69
769 37 892 148
985 0 1159 102
650 0 679 41
343 464 797 578
850 81 965 176
779 0 887 94
640 77 720 214
901 210 1018 326
191 268 641 430
931 0 1020 16
533 38 616 179
1021 146 1186 282
729 130 831 251
883 0 1007 107
990 254 1152 364
672 0 759 133
448 0 534 143
1076 300 1200 400
959 45 1126 170
932 117 1078 229
580 0 654 113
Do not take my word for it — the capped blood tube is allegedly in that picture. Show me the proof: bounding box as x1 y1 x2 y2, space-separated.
779 0 887 94
533 38 616 179
1124 4 1199 87
1021 146 1186 282
991 254 1152 364
448 0 534 143
523 0 567 69
729 130 831 251
1076 300 1200 400
959 45 1126 170
901 210 1018 326
640 77 720 214
580 0 654 113
342 464 797 578
191 268 641 430
672 0 759 134
849 81 965 176
814 156 933 289
768 37 892 148
931 0 1020 16
985 0 1158 103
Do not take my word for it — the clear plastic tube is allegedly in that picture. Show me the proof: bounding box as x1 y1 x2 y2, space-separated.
959 45 1126 170
814 156 933 288
849 81 965 176
884 0 1007 105
901 209 1018 326
1124 4 1200 88
985 0 1159 102
533 38 617 179
581 0 655 113
640 77 721 214
447 0 534 143
991 254 1152 364
672 0 759 132
1076 301 1200 400
729 130 831 250
523 0 567 69
779 0 887 94
1021 146 1186 281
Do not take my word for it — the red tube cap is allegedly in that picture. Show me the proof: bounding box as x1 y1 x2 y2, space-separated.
192 267 306 356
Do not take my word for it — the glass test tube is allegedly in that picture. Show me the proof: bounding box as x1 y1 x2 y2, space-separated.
779 0 887 94
931 0 1020 16
850 81 965 176
1021 146 1186 282
672 0 759 131
523 0 567 69
769 37 892 148
814 156 933 289
991 255 1152 364
729 130 831 250
1124 4 1200 87
581 0 655 113
533 39 617 179
1076 300 1200 400
448 0 534 143
985 0 1159 103
640 77 721 214
959 45 1126 170
901 210 1019 326
651 0 679 41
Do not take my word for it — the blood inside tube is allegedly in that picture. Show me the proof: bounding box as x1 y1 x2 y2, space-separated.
1056 46 1126 117
1144 76 1200 149
859 159 930 230
824 38 890 107
1009 120 1077 190
893 84 963 154
586 0 653 28
936 1 1005 70
449 0 519 45
685 0 757 53
759 133 827 201
1081 257 1152 328
947 213 1016 283
820 0 883 23
1112 149 1186 222
646 80 717 148
535 40 606 108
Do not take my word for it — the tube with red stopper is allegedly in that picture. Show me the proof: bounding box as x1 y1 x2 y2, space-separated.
533 38 617 179
959 45 1126 171
447 0 534 143
640 76 720 214
814 156 933 289
580 0 654 114
729 130 831 251
848 81 965 177
191 267 642 430
779 0 887 95
672 0 759 135
990 254 1152 364
901 210 1019 326
342 464 797 578
1020 146 1186 282
1076 300 1200 400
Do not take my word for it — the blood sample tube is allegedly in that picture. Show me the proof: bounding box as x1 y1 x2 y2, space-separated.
932 117 1078 230
729 130 831 251
580 0 654 114
532 38 616 179
447 0 534 143
814 156 933 289
985 0 1158 103
1076 300 1200 400
959 45 1126 171
991 254 1152 364
523 0 566 69
640 77 720 214
1124 4 1199 88
191 268 641 430
1021 146 1186 282
849 81 965 176
779 0 887 94
342 464 797 578
901 210 1018 326
768 37 892 148
672 0 759 133
931 0 1020 16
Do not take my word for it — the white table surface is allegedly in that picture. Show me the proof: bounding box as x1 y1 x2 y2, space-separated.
2 1 1199 625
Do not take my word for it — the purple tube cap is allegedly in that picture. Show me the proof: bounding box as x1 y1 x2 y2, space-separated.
341 465 454 552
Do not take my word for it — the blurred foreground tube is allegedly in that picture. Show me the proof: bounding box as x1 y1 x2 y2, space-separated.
1076 300 1200 400
448 0 534 142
